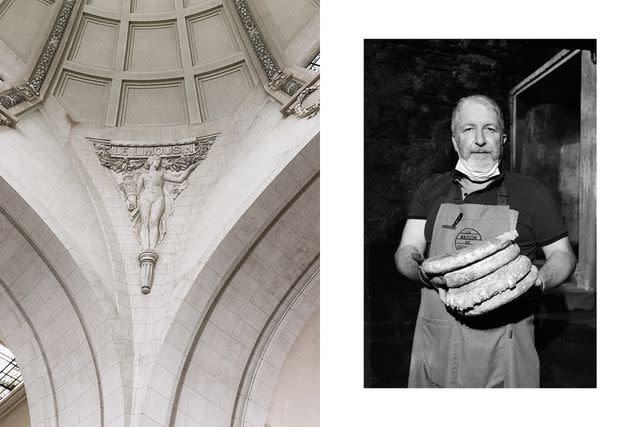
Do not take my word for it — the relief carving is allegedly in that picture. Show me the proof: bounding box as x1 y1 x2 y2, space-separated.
232 0 304 98
286 83 319 119
0 106 17 127
126 156 197 251
89 135 216 293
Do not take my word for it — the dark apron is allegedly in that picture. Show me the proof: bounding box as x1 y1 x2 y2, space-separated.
408 180 539 388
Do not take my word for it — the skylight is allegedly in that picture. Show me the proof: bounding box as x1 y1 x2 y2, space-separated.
307 52 320 72
0 344 22 402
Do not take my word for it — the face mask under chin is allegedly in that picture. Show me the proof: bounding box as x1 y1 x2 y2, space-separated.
455 158 501 183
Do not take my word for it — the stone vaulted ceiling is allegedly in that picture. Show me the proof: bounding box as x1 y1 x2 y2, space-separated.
56 0 264 126
0 0 320 127
0 1 319 426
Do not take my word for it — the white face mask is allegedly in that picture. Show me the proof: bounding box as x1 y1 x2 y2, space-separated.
455 157 500 182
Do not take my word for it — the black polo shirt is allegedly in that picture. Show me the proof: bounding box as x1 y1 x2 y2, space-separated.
408 170 568 260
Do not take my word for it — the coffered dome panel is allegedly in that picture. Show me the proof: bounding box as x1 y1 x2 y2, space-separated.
0 0 55 61
125 20 182 71
186 7 239 66
67 14 119 69
195 62 254 121
258 0 318 50
48 0 270 127
87 0 122 13
55 70 111 123
117 79 188 126
131 0 175 13
183 0 210 7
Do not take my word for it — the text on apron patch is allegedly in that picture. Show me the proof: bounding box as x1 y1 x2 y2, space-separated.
455 228 482 250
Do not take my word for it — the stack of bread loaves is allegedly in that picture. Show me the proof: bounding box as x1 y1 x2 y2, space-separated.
419 230 538 316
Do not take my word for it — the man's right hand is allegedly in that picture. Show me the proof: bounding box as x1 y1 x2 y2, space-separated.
411 252 425 264
395 219 428 283
411 252 432 286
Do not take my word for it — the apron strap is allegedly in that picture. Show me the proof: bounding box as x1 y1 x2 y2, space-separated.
497 178 508 206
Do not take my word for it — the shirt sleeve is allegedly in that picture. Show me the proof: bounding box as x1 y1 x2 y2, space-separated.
532 181 569 246
407 180 430 219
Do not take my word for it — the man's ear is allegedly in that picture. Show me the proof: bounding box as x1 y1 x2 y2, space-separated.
501 134 507 146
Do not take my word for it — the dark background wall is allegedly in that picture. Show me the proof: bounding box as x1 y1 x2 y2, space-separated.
363 39 596 387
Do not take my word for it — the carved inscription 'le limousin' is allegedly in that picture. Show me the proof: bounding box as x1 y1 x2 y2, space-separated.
110 144 196 158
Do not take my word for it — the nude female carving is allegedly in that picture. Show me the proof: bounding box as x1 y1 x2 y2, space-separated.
126 155 197 250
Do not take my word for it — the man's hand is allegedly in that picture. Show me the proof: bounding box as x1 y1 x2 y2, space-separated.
405 246 449 303
411 252 431 286
395 219 428 282
537 237 577 292
411 252 425 264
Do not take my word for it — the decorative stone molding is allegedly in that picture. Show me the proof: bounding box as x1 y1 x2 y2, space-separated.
289 83 319 119
0 87 26 110
0 0 76 111
232 0 304 97
281 75 304 96
0 105 17 127
88 134 217 293
267 69 292 91
15 83 39 100
138 250 158 294
281 76 320 119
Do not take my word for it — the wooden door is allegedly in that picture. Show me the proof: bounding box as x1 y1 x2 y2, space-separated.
509 49 596 292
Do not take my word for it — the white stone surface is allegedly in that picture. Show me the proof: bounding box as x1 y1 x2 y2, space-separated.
0 1 319 425
0 0 55 62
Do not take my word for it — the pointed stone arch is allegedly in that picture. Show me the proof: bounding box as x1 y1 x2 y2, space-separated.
0 176 128 426
139 134 319 426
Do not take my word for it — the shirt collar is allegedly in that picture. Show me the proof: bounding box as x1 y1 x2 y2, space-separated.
451 167 506 190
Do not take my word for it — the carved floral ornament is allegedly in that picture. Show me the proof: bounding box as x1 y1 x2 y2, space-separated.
88 135 217 293
0 106 17 127
232 0 304 97
288 83 320 119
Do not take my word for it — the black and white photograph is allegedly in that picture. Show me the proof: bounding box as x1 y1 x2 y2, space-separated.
364 39 596 388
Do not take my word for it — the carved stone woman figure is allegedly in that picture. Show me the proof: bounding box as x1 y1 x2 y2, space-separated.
127 155 197 250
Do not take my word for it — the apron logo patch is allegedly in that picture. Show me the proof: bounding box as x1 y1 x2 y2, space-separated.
455 228 482 250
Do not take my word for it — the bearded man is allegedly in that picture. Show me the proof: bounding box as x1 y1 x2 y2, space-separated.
395 95 576 388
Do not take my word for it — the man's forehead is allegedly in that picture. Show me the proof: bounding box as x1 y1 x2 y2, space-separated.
457 100 500 122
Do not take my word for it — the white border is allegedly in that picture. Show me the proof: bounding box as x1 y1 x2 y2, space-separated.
322 1 639 426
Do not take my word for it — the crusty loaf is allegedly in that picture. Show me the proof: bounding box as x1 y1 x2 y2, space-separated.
432 243 520 288
463 265 538 316
444 255 531 311
421 230 518 275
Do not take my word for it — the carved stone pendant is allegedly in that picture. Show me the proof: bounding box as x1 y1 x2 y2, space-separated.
88 134 217 294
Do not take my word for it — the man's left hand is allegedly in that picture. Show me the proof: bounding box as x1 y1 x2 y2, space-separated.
538 237 576 292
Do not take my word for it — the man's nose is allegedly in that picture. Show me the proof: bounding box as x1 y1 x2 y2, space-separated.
473 129 486 146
